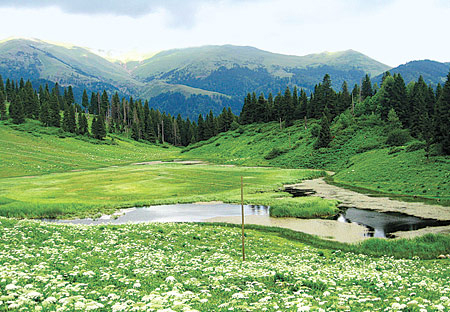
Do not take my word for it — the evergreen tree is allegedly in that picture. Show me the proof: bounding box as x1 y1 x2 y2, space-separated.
101 90 109 117
77 112 89 135
62 103 76 133
197 114 205 141
82 89 89 110
409 76 428 137
0 74 3 93
9 93 25 124
435 72 450 154
92 114 106 140
39 100 50 126
89 92 98 114
48 93 60 127
315 113 332 149
337 81 351 115
361 74 373 100
0 91 6 120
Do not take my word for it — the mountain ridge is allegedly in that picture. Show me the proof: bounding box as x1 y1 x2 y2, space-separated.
2 38 445 118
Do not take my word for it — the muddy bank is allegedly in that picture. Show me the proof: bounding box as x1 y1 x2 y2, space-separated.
290 178 450 221
393 225 450 239
207 215 368 243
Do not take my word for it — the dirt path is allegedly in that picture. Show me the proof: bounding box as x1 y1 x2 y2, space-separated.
293 178 450 221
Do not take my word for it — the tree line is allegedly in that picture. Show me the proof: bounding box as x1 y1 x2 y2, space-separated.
0 76 238 146
239 71 450 155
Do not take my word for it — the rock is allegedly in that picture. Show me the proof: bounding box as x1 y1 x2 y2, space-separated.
437 255 446 259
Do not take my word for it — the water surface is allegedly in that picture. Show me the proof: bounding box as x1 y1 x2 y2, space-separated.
48 203 269 225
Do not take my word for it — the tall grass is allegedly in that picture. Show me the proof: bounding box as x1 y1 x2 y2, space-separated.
269 197 339 218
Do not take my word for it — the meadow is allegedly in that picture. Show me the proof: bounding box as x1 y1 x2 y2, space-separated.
0 120 179 178
0 219 449 311
183 119 450 203
0 162 331 219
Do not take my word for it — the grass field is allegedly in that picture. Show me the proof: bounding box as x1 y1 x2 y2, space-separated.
183 119 450 202
0 219 449 311
0 162 331 219
0 120 179 178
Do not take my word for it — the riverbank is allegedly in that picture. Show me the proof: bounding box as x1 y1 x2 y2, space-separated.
291 178 450 221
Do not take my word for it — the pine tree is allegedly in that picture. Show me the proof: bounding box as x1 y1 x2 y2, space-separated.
77 112 89 135
0 91 6 120
9 93 25 124
97 114 106 139
39 100 50 126
82 89 89 110
435 72 450 154
315 113 332 149
48 93 60 127
361 74 373 100
101 90 109 116
409 76 428 137
62 103 76 133
197 114 205 141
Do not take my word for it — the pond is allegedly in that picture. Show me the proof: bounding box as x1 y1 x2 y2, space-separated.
336 207 450 238
44 202 450 239
47 203 269 225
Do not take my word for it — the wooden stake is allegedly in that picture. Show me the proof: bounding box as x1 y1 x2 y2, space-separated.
241 176 245 261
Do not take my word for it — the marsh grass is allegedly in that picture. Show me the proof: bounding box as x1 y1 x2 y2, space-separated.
269 197 339 218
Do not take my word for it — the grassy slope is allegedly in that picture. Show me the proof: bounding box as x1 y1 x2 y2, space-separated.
0 120 179 178
183 119 450 202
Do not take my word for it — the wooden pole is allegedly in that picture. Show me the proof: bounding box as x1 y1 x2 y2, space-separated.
241 176 245 261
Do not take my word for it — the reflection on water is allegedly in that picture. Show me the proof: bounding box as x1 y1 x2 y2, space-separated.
46 203 270 225
44 203 450 239
336 207 450 238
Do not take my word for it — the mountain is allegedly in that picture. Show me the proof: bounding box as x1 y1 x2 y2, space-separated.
128 45 390 99
0 38 396 118
374 60 450 87
0 38 140 99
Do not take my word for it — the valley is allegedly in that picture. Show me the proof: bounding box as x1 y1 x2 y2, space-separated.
0 40 450 312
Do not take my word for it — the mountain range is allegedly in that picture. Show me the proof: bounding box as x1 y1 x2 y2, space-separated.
0 38 448 118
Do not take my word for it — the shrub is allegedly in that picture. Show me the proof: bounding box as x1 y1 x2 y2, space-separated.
387 146 404 155
264 147 286 160
356 143 382 154
405 141 426 152
386 129 410 146
230 121 239 131
309 124 320 138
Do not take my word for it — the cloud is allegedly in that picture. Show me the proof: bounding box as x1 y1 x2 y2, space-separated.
0 0 226 26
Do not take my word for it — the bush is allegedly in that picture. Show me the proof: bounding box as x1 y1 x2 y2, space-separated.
387 146 404 155
335 110 355 130
405 141 426 152
386 129 410 146
264 147 286 160
356 143 382 154
230 121 239 131
309 124 320 138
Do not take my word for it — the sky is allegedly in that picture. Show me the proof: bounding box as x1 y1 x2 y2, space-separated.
0 0 449 67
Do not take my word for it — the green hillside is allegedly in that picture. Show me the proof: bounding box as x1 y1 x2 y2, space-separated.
183 118 450 203
0 120 179 178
